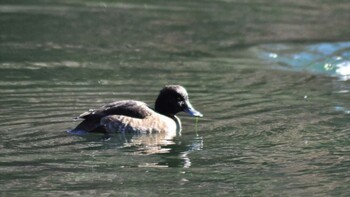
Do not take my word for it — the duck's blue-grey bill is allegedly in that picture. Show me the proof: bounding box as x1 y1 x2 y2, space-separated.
184 104 203 117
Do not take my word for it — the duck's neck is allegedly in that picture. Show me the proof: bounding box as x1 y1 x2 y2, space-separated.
171 115 182 132
154 101 173 117
154 100 181 132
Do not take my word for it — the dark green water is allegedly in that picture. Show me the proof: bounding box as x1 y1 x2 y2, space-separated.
1 0 350 196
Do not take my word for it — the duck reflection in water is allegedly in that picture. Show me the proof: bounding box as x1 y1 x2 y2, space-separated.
104 132 204 168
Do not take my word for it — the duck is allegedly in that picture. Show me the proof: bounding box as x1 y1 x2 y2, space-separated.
69 85 203 135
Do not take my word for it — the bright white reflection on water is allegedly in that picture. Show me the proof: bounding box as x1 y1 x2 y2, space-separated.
336 61 350 80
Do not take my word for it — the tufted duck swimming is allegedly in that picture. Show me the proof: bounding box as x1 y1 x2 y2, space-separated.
69 85 203 135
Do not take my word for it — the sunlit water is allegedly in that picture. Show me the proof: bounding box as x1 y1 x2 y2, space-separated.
1 1 350 196
255 42 350 81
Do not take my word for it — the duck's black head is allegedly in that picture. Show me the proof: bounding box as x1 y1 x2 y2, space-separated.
155 85 203 118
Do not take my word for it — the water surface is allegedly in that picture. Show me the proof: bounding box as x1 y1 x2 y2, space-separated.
1 0 350 196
